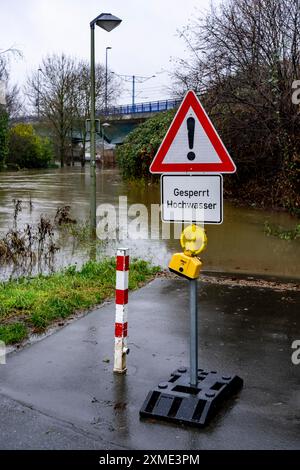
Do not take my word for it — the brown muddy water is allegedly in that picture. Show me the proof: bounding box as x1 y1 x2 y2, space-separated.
0 166 299 280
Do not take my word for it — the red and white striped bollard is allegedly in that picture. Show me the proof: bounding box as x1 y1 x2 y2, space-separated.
114 248 130 373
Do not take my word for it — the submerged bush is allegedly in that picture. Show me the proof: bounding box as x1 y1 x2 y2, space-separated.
264 221 300 240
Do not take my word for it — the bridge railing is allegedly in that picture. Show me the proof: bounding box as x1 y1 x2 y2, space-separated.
104 98 182 116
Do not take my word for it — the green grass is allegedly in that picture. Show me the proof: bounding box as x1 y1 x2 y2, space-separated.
0 323 28 344
0 258 161 345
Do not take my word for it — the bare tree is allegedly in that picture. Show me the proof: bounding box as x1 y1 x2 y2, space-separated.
0 46 22 81
26 53 77 167
5 84 23 119
172 0 300 209
26 54 121 167
0 46 23 116
1 46 23 167
70 60 122 166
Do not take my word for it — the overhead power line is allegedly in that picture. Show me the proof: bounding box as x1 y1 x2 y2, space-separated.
112 72 156 106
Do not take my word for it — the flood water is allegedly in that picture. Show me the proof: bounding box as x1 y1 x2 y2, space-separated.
0 166 299 280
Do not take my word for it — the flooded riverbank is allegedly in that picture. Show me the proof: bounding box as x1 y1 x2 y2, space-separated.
0 166 299 280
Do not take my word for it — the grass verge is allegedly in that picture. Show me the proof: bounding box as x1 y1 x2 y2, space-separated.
0 258 161 345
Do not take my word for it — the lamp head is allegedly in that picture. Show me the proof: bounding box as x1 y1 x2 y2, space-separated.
91 13 122 32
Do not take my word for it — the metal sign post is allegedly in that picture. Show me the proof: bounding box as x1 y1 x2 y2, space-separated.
190 279 198 387
141 89 243 428
141 222 243 427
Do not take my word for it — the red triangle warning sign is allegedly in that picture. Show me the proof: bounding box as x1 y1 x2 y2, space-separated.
150 90 236 174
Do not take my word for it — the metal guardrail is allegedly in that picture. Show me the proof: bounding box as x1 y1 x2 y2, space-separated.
14 98 182 123
105 98 182 116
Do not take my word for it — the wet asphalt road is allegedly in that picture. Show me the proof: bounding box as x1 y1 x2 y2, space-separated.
0 277 299 450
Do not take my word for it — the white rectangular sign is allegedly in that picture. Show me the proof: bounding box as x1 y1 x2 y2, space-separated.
161 174 223 224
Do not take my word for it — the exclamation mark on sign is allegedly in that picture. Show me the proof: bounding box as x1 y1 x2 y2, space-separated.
187 117 196 161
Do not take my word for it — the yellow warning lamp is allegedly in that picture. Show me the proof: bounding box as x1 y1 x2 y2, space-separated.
168 225 207 280
180 224 207 257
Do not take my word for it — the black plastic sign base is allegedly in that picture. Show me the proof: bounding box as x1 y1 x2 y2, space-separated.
140 367 243 427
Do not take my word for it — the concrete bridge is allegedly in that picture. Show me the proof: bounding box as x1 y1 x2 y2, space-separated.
14 97 181 125
100 98 181 145
12 97 181 148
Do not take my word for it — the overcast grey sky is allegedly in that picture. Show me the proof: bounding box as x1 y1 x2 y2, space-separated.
1 0 217 104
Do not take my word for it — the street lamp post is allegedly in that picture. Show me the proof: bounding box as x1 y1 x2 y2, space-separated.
90 13 122 238
105 47 112 115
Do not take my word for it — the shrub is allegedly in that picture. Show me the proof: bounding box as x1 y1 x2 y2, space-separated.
7 123 53 169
